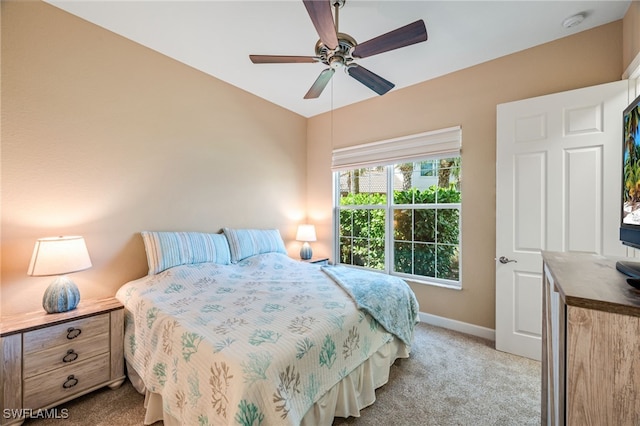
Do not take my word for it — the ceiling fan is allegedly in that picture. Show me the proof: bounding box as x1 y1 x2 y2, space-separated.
249 0 428 99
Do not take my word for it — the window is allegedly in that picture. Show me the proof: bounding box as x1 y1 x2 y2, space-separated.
338 167 387 270
420 160 437 176
332 127 462 287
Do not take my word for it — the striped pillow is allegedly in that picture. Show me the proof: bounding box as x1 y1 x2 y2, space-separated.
141 231 231 275
223 228 287 263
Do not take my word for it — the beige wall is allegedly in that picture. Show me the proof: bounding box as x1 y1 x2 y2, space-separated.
623 0 640 73
308 21 623 330
1 1 308 315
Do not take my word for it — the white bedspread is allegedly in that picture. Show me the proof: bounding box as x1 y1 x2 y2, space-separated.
116 253 415 426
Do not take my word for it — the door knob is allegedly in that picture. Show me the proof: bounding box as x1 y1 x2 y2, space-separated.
498 256 517 264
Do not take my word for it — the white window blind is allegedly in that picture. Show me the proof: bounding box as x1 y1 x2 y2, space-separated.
331 126 461 171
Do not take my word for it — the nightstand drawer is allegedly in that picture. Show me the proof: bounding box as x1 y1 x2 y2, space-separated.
23 352 110 409
23 313 109 355
23 332 110 378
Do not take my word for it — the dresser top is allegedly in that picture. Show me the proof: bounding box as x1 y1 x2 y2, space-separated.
542 251 640 317
0 297 123 337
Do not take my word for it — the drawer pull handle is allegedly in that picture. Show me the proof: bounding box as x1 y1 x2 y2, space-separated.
66 327 81 339
62 349 78 363
63 375 78 389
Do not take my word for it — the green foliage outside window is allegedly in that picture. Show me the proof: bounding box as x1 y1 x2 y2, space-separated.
339 185 460 280
339 206 386 270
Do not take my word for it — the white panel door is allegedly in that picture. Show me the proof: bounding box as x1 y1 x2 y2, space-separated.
496 80 628 360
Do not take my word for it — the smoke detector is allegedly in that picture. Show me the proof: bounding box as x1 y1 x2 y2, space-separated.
562 13 586 29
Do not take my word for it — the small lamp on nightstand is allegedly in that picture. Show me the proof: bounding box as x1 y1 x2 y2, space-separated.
28 236 92 314
296 224 316 260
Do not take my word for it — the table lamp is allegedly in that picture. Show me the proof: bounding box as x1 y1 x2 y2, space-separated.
27 236 92 314
296 224 316 260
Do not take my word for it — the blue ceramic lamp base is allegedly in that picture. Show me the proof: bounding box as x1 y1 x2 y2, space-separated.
42 275 81 314
300 242 313 260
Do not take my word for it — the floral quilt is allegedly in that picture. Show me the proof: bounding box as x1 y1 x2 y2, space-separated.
115 253 417 426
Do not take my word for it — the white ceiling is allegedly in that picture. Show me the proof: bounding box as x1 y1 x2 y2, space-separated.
45 0 631 118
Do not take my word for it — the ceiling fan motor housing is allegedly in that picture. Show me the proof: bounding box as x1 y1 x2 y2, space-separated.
315 33 357 70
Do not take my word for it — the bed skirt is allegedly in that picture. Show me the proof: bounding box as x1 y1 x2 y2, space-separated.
127 335 409 425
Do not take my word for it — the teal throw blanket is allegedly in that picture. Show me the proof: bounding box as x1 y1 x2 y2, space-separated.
322 265 419 346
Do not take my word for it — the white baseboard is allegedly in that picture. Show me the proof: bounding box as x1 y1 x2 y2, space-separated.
418 312 496 341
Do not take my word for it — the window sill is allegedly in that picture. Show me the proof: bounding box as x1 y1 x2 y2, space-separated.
335 264 462 290
400 276 462 290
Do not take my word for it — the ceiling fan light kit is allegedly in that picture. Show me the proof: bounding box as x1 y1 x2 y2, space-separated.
250 0 428 99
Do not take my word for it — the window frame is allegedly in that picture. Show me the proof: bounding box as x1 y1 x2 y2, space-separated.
332 126 463 290
333 161 462 289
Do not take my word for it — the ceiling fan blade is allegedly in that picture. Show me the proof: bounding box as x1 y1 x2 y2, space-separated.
352 20 428 59
347 64 395 96
303 0 339 50
250 55 318 64
304 68 335 99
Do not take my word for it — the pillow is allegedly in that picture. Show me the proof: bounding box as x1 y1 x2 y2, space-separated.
141 231 231 275
222 228 287 263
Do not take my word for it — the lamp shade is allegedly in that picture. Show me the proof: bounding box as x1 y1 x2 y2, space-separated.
28 236 92 276
296 225 317 242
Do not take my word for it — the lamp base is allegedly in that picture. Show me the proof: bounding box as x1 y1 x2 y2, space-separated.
42 275 81 314
300 242 313 260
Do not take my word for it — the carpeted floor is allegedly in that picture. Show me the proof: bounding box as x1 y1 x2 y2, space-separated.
24 323 541 425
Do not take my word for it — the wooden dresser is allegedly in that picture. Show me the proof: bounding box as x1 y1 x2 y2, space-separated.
542 251 640 425
0 298 125 425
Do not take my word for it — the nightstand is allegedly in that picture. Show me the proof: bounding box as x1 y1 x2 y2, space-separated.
0 297 125 425
301 257 330 266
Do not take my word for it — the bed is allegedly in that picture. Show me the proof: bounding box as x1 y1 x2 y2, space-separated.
115 229 419 425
